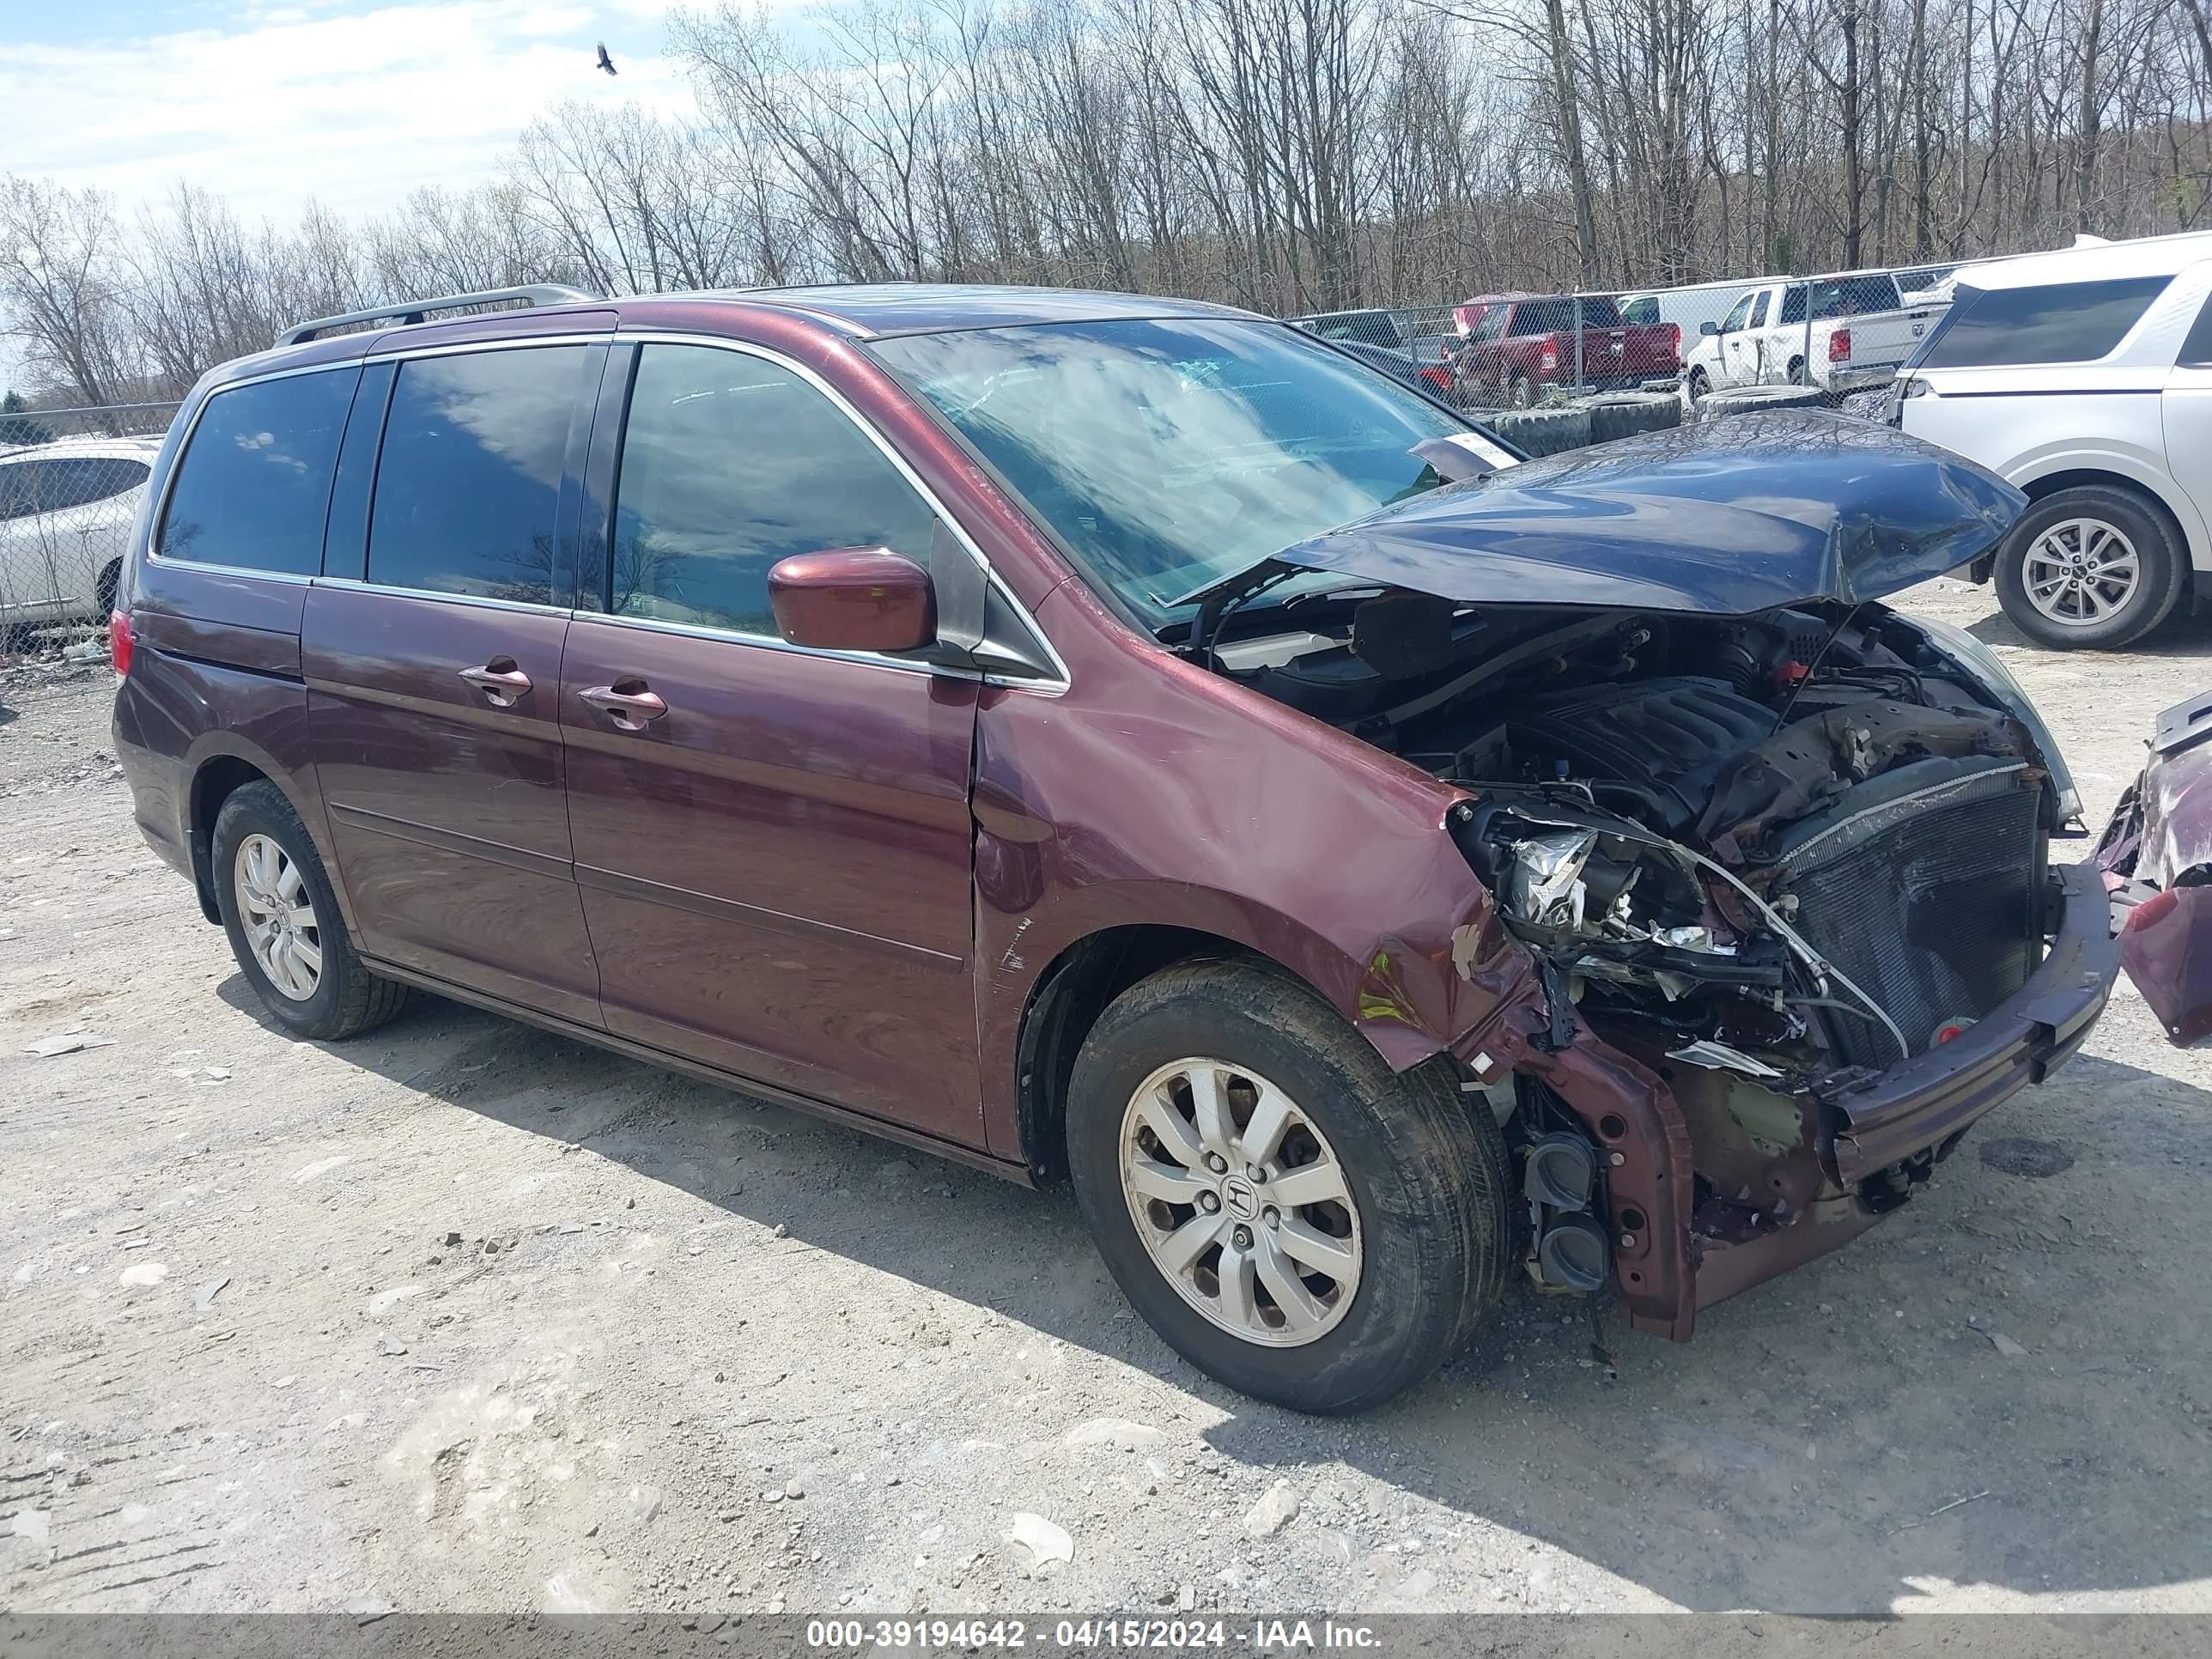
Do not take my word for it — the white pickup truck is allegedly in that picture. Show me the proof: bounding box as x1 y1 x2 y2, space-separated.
1682 272 1946 402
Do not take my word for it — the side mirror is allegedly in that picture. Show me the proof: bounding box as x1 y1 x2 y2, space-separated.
1699 320 1720 337
768 547 936 654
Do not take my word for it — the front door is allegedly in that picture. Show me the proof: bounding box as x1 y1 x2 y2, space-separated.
1724 290 1769 386
561 340 982 1142
1711 292 1756 389
307 342 607 1026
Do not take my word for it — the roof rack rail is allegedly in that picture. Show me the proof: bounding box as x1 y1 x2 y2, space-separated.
276 283 599 347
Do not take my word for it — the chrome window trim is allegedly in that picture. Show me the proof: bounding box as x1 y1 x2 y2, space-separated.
609 329 1069 694
310 575 569 617
569 608 940 678
138 327 1073 696
149 556 315 586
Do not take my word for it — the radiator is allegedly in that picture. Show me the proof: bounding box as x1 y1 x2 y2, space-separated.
1771 756 2045 1071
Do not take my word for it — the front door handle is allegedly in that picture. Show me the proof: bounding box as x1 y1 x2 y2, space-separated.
459 659 532 708
580 680 669 731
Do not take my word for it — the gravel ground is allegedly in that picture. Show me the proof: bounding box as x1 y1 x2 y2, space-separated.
3 578 2210 1618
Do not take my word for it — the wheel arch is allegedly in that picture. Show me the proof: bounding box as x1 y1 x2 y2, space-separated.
1012 924 1357 1184
2008 465 2204 580
185 740 333 928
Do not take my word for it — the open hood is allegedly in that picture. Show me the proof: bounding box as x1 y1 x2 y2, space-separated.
1273 410 2025 614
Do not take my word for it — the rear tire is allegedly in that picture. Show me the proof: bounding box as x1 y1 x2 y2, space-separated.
1065 959 1513 1414
211 781 410 1040
1994 485 2185 650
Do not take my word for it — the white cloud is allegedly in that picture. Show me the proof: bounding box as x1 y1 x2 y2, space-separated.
9 2 699 226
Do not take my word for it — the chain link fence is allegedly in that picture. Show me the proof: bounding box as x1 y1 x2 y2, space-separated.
0 402 179 653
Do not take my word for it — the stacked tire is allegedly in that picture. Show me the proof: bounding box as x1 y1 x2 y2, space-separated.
1470 406 1590 459
1576 392 1681 445
1695 383 1829 421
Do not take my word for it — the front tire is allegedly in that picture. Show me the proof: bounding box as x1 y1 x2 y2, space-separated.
1995 485 2185 650
1066 960 1512 1414
211 781 410 1040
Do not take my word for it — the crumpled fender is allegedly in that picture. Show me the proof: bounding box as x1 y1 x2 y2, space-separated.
2100 690 2212 1045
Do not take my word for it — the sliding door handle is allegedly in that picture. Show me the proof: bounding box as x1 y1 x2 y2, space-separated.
459 660 532 708
580 681 669 731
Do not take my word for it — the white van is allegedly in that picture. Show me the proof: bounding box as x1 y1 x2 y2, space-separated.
1896 229 2212 648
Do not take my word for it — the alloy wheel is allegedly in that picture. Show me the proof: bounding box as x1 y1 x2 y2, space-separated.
1118 1057 1363 1347
2023 517 2140 627
234 833 322 1001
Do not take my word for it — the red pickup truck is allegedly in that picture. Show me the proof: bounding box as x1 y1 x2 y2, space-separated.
1450 293 1681 406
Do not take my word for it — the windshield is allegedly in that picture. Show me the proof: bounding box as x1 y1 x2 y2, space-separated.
869 317 1468 626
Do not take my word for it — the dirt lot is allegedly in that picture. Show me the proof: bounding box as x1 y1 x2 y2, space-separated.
3 578 2210 1619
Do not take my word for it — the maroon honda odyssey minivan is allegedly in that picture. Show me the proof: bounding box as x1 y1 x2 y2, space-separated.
113 282 2118 1413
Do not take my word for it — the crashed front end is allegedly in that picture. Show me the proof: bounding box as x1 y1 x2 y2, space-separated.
1236 412 2122 1335
1442 684 2114 1335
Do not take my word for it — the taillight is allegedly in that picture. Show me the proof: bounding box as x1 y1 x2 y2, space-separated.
1419 366 1453 392
1668 323 1680 356
1829 327 1851 362
1540 340 1558 373
109 609 134 679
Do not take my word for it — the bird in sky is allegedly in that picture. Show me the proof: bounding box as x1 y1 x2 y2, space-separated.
596 43 617 76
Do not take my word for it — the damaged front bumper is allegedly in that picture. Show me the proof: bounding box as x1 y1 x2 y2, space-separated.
1464 858 2118 1339
1822 859 2115 1183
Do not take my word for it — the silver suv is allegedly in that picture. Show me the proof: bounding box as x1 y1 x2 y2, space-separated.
1896 230 2212 648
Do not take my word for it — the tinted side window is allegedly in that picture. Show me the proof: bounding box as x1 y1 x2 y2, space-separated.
34 458 149 513
0 461 50 522
159 369 357 572
1778 286 1806 325
1924 276 2172 368
1516 300 1571 334
367 346 587 604
609 344 939 637
1580 296 1623 326
84 459 151 506
1747 292 1770 329
2176 290 2212 367
1721 294 1753 332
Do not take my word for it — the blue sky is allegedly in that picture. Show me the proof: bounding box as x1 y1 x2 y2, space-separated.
10 0 699 222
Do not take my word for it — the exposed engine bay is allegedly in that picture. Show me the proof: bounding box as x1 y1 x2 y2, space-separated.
1213 590 2056 1064
1206 585 2068 1294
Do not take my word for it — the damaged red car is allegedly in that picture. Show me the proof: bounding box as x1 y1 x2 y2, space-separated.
112 285 2118 1413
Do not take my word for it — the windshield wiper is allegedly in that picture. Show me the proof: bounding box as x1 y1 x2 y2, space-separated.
1171 556 1303 662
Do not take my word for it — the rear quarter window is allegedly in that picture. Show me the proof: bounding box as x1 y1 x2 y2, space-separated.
159 369 358 573
2175 290 2212 367
1924 276 2172 368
